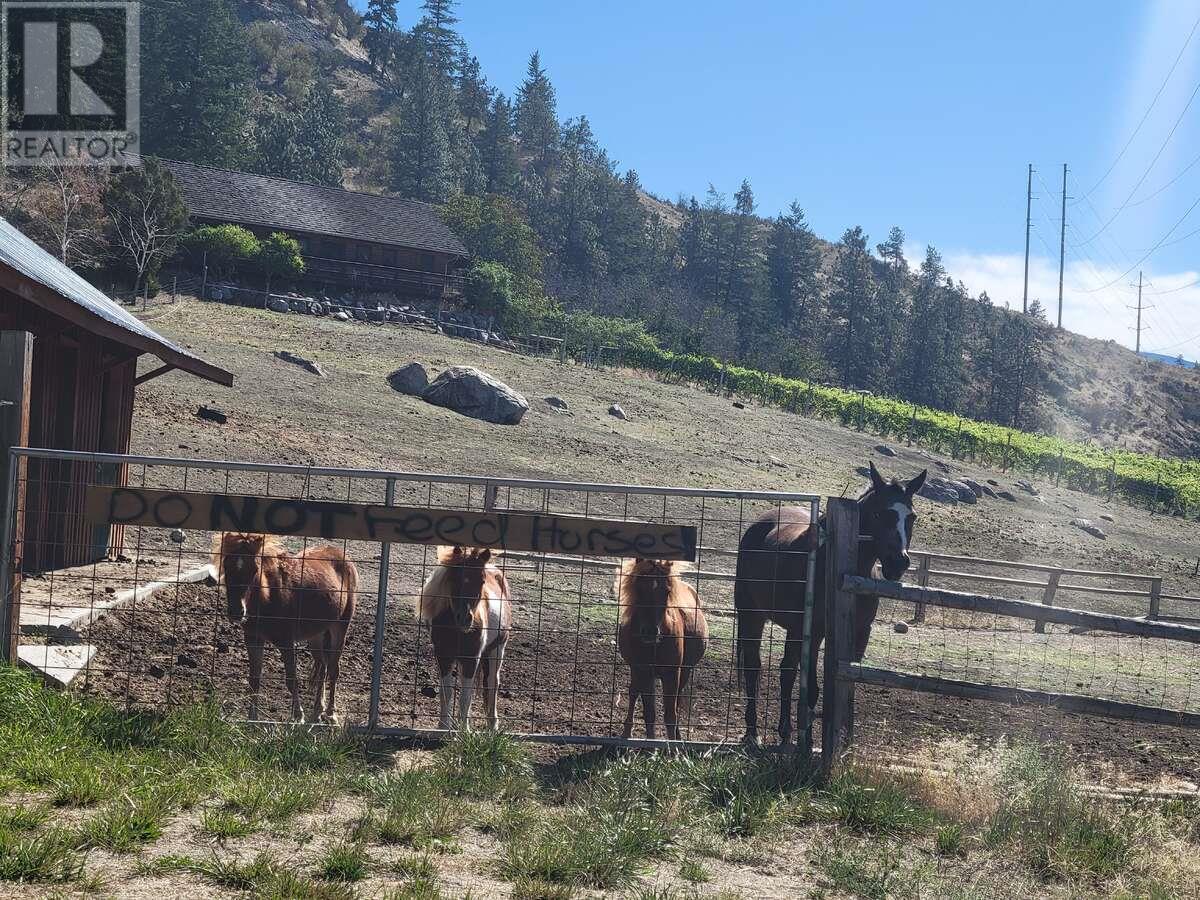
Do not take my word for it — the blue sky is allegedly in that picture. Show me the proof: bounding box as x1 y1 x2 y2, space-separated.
370 2 1200 360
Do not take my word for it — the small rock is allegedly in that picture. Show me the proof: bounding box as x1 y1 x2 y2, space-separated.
104 586 115 594
960 478 986 498
732 401 745 410
997 491 1018 502
1099 514 1114 522
147 664 165 679
419 685 436 699
169 528 185 544
274 350 325 377
608 403 628 421
767 454 787 468
176 654 198 668
544 396 569 411
1070 518 1106 539
1016 479 1040 496
893 621 909 634
874 444 898 458
215 640 229 654
986 479 999 487
197 405 227 424
265 296 290 314
333 310 350 322
387 362 429 396
855 465 872 478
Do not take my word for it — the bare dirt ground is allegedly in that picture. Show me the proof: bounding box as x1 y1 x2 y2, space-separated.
45 296 1199 790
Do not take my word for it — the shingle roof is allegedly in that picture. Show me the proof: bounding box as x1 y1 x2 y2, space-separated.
0 216 233 386
161 159 468 257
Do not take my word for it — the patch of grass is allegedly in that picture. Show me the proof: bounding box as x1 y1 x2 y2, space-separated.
822 770 935 835
935 823 966 857
81 790 173 852
150 851 356 898
392 853 436 880
317 841 370 882
380 875 445 899
432 730 535 799
0 826 83 883
200 807 257 839
49 762 113 807
985 743 1132 881
0 803 50 832
359 769 465 851
816 839 905 900
221 771 322 822
678 858 710 883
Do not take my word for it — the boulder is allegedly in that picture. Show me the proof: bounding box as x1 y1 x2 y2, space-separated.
1070 518 1107 539
893 621 909 634
544 396 569 412
196 405 227 424
997 491 1017 502
960 478 986 498
333 310 350 322
169 529 185 544
1016 479 1040 496
265 296 290 313
274 350 325 378
874 444 898 458
421 366 528 425
929 476 976 504
1099 513 1114 522
387 362 429 396
917 481 959 505
608 403 628 421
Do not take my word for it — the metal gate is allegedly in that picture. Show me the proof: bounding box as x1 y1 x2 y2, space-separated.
1 447 821 750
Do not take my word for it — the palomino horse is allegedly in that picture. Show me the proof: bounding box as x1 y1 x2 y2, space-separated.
734 462 926 746
615 558 709 741
417 546 513 731
214 533 358 723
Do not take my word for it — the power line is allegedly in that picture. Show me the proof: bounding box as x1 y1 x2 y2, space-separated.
1130 271 1150 353
1077 74 1200 245
1125 145 1200 208
1077 191 1200 292
1146 328 1200 353
1077 12 1200 201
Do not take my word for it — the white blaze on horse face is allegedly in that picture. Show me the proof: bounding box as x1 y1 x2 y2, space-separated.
889 502 910 552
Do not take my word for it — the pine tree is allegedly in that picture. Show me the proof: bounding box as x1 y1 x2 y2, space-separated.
515 51 560 174
478 93 520 196
457 52 491 136
417 0 463 83
555 117 604 277
252 79 347 186
141 0 253 167
826 226 878 389
766 203 820 326
390 55 452 203
362 0 398 73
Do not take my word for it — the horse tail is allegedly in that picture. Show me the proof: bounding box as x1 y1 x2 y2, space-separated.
338 554 358 617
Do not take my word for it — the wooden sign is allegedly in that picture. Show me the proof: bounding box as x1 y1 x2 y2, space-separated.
85 487 697 561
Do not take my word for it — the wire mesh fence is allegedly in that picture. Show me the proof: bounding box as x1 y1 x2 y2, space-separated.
4 448 821 748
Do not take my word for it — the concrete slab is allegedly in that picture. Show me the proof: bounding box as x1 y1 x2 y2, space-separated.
17 643 97 687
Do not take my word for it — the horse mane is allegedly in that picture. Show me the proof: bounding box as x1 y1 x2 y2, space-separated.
415 546 500 622
614 558 693 624
210 532 287 582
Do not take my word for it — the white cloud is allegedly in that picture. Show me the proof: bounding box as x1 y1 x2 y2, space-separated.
900 243 1200 362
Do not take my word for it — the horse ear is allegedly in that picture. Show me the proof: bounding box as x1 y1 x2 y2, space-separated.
905 469 928 498
477 547 493 564
437 545 460 564
868 460 887 491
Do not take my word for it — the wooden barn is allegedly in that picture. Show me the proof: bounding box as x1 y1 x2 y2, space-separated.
161 159 469 299
0 216 233 575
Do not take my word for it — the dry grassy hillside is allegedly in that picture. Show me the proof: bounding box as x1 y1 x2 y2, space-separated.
1047 330 1200 455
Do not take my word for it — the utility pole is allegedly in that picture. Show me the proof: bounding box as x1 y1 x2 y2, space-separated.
1057 163 1068 329
1023 163 1033 314
1132 271 1148 353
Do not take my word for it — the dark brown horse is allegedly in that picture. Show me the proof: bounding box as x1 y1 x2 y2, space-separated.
214 533 358 723
734 463 926 746
417 546 513 731
615 558 708 741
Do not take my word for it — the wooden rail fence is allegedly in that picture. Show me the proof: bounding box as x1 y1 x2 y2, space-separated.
820 498 1200 773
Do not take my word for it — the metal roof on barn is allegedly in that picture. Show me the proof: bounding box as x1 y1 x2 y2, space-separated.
0 216 232 386
161 158 469 257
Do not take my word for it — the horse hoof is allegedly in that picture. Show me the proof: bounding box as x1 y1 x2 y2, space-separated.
321 713 340 726
742 733 761 748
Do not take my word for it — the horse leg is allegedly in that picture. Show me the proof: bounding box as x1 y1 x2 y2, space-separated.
307 638 326 724
323 625 347 725
484 640 506 731
641 665 658 741
621 669 639 739
458 657 480 732
738 613 765 745
661 663 681 742
778 630 804 748
245 633 264 721
438 659 455 730
279 644 303 722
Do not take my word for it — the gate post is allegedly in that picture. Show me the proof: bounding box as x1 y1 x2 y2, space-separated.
1034 570 1061 634
367 477 397 730
821 497 860 776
